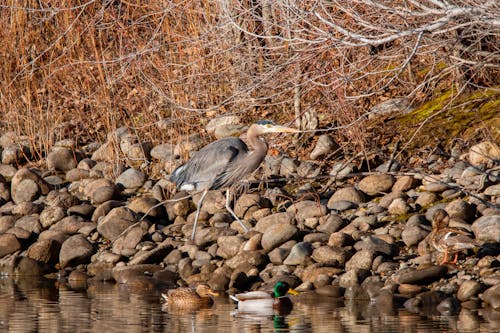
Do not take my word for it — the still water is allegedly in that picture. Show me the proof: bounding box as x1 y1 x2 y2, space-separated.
0 277 498 333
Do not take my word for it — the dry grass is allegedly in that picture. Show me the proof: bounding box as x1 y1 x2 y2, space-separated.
0 1 498 166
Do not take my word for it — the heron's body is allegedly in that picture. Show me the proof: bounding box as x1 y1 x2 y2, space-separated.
170 121 299 240
171 137 261 192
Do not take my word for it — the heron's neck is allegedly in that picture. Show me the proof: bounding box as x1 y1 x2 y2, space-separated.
247 127 268 157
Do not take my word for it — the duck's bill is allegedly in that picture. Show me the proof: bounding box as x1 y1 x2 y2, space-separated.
287 288 299 295
208 290 220 297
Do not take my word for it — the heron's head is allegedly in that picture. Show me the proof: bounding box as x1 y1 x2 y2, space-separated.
253 120 300 135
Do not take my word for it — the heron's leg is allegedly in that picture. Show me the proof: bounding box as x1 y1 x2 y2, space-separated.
191 189 208 240
225 189 249 233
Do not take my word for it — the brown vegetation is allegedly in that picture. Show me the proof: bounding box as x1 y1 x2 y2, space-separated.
0 1 498 163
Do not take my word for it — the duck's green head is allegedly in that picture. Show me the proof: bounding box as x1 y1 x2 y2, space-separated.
273 281 298 298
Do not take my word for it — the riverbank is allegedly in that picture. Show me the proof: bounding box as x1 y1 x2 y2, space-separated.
0 123 499 319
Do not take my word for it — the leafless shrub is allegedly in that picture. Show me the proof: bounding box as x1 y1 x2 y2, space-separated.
0 1 498 160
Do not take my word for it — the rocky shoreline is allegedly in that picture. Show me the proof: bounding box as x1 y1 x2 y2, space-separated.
0 125 499 319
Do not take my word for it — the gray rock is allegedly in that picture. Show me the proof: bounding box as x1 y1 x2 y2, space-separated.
0 234 21 257
328 232 354 247
415 192 438 207
392 175 418 192
345 250 374 271
468 141 500 167
59 234 94 268
15 215 42 234
261 223 298 251
402 224 429 247
0 164 17 181
225 250 268 270
311 246 350 266
67 204 95 218
481 284 500 309
91 185 120 205
214 124 247 139
206 116 242 135
286 200 328 222
50 215 91 235
120 135 152 160
280 157 299 177
457 280 482 301
46 189 80 209
328 186 365 206
91 200 124 222
388 198 410 215
11 201 43 216
268 247 291 264
471 215 500 242
445 199 475 222
234 193 268 219
0 216 15 233
0 180 10 203
317 214 345 234
97 207 138 241
12 179 40 204
358 174 395 196
355 236 394 256
46 147 80 171
2 144 28 165
216 235 244 259
254 212 293 233
328 200 358 212
115 168 146 189
26 239 60 264
82 177 109 195
397 266 447 284
310 135 338 160
112 222 149 256
128 197 165 219
150 143 176 161
284 242 313 265
484 184 500 196
193 190 224 215
303 232 329 244
65 168 91 182
174 133 204 156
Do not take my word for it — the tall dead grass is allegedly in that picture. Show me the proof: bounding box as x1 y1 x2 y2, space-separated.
0 1 498 163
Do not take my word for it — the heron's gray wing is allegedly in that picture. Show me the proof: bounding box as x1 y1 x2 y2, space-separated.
170 138 248 191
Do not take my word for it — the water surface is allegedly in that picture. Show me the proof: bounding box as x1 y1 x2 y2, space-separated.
0 277 498 332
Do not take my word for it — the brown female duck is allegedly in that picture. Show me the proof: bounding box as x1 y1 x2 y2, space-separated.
430 209 480 265
162 284 219 311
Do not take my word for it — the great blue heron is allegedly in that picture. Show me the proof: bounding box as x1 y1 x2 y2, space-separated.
170 120 300 240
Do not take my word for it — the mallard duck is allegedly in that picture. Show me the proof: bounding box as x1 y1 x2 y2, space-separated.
230 281 298 315
430 209 480 265
161 284 219 310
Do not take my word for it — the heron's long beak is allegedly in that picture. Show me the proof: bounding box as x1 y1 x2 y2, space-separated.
267 125 300 134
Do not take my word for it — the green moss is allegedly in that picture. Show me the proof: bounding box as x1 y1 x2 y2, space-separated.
394 86 500 147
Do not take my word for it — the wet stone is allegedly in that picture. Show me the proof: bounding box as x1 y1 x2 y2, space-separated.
397 265 447 285
0 234 21 257
457 280 482 301
59 234 94 268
